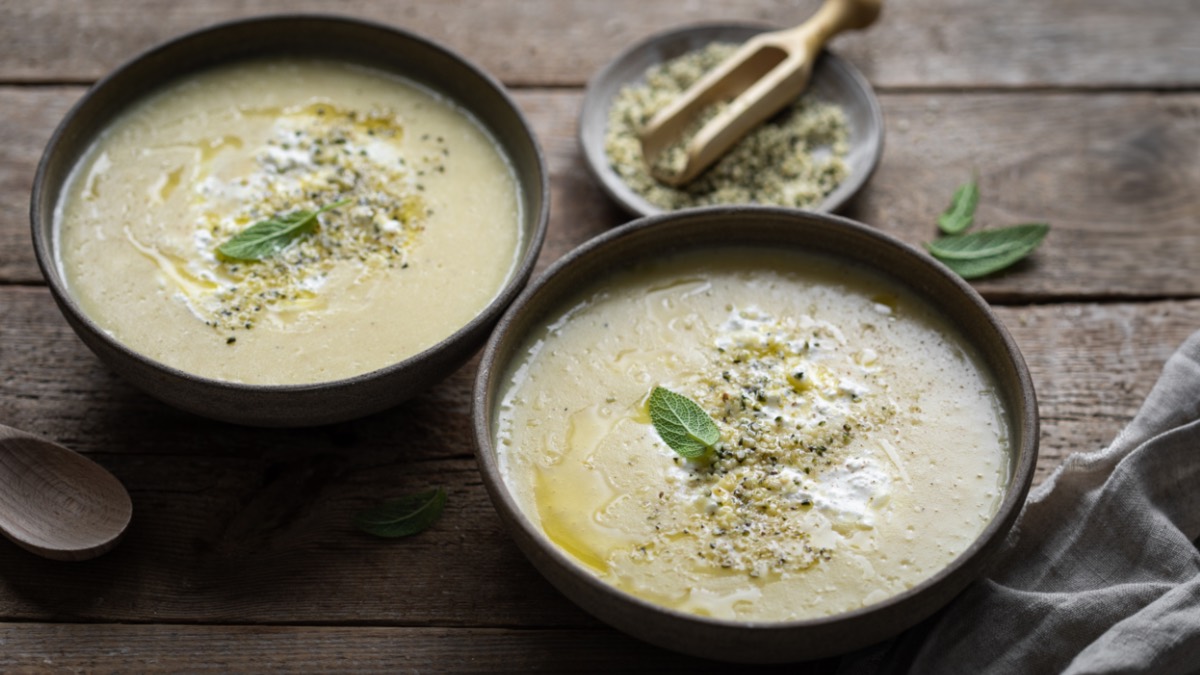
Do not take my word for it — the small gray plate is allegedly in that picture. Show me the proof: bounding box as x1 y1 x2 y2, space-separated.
579 23 884 217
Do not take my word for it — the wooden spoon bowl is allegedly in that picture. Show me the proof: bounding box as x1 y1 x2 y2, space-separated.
0 425 132 561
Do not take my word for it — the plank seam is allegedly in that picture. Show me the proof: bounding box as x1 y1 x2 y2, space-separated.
1 80 1199 94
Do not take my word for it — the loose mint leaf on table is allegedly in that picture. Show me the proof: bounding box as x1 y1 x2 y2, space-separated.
648 386 720 458
927 223 1050 279
927 222 1049 259
355 487 446 538
938 178 979 235
218 198 351 261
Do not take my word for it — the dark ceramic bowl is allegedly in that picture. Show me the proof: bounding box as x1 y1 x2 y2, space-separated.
30 15 548 427
579 23 884 217
473 207 1037 663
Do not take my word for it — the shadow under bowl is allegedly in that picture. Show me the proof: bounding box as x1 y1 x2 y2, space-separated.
30 15 548 427
473 207 1037 663
579 23 884 218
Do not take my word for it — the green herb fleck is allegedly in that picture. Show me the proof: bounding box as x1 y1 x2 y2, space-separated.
648 386 720 458
928 223 1050 279
217 198 351 262
937 178 979 235
354 487 446 538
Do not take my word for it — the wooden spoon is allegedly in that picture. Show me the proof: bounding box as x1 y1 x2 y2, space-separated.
639 0 882 186
0 424 132 560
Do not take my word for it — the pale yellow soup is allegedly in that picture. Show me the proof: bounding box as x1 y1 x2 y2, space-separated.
496 249 1010 622
55 58 521 385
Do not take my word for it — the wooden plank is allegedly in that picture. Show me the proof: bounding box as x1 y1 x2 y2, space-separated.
0 87 81 282
845 91 1200 301
0 0 1196 88
1 284 1196 622
996 302 1197 485
4 87 1199 297
0 624 842 672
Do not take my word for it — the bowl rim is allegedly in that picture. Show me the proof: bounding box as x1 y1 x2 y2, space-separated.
30 13 550 398
472 206 1038 655
577 21 885 218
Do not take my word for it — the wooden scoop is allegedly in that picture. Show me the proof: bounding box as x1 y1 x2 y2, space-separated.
0 424 132 560
639 0 882 186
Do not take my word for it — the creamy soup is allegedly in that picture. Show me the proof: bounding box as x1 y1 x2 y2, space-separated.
55 58 521 384
496 249 1009 621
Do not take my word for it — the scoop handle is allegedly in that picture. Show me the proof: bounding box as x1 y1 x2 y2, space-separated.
784 0 882 55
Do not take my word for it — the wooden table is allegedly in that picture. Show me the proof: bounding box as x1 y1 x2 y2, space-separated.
1 1 1196 670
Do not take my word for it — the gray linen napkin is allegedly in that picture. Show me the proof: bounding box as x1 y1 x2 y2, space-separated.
841 329 1200 674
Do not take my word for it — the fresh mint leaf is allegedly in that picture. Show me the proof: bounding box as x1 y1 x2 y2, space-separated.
928 223 1049 279
935 245 1040 279
354 487 446 538
938 178 979 235
218 198 351 261
648 386 720 458
927 223 1049 259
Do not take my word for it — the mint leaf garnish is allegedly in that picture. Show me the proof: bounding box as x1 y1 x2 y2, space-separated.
938 178 978 235
927 222 1049 260
218 198 351 261
354 487 446 538
929 223 1049 279
648 386 720 458
926 176 1049 280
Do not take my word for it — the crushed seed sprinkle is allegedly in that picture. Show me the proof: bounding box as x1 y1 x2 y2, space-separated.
189 103 443 335
605 42 851 210
646 307 896 578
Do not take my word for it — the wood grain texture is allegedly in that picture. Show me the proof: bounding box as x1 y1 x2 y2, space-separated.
0 624 844 672
4 88 1199 297
847 91 1200 301
2 284 1197 622
0 87 80 283
998 302 1199 485
0 424 132 560
0 0 1196 88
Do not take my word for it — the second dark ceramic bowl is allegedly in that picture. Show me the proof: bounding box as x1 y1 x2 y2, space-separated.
30 15 548 427
473 207 1037 662
579 23 884 217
